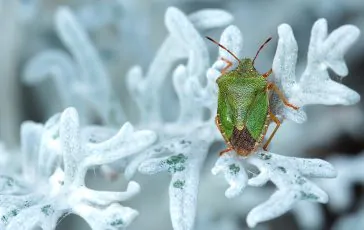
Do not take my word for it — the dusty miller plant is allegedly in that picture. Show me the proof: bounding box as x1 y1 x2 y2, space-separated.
322 152 364 230
210 18 360 228
0 108 156 229
4 4 360 230
126 9 360 230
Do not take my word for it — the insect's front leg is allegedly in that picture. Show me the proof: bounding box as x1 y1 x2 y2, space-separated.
267 83 299 110
220 57 233 74
262 68 272 78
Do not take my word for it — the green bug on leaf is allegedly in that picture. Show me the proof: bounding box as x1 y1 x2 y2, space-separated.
206 36 299 157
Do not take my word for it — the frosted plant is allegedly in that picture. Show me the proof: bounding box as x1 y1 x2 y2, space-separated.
320 152 364 212
210 19 359 228
212 146 336 228
291 201 325 230
21 6 233 229
0 143 13 173
270 18 360 122
22 7 125 126
333 200 364 230
17 3 361 229
75 0 124 30
17 0 39 21
124 7 360 229
123 7 232 230
324 152 364 230
0 143 21 177
198 176 325 230
0 107 157 229
126 7 232 129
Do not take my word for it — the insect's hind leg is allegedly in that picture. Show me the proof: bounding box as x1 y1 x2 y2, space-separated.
263 111 281 151
219 147 234 156
267 83 299 110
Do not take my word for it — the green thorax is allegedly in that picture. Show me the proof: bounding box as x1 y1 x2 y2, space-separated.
216 58 269 141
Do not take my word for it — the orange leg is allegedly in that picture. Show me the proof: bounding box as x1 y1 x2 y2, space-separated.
267 83 299 110
219 147 233 156
263 111 281 150
262 68 272 78
220 57 233 74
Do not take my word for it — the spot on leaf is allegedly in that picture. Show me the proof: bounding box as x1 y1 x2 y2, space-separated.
110 218 124 227
41 204 54 216
296 177 306 185
300 191 319 200
229 164 240 175
166 154 188 173
258 152 272 160
277 166 286 173
173 179 185 189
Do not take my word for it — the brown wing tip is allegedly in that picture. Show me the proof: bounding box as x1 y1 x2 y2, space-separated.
230 127 257 157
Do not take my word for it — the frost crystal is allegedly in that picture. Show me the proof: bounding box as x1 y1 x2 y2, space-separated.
0 107 156 229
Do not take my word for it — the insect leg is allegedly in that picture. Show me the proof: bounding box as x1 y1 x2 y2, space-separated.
263 111 281 150
220 57 233 74
262 68 272 78
219 147 234 156
267 83 299 110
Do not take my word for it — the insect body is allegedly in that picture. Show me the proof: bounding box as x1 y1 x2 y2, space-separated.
207 37 298 157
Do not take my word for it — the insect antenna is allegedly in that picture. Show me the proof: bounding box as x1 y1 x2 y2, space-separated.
252 37 272 66
206 36 241 63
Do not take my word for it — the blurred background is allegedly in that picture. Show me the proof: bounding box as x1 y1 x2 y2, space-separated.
0 0 363 229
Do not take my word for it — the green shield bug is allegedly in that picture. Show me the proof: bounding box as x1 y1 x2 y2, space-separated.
206 36 299 157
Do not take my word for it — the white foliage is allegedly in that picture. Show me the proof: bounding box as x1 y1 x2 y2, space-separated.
0 107 157 229
291 199 325 230
271 18 360 123
333 201 364 230
321 152 364 212
75 0 124 30
139 137 209 230
208 18 359 228
246 152 335 228
23 7 125 126
211 151 336 228
125 7 233 230
0 143 20 177
126 7 232 129
211 152 248 199
124 8 361 229
10 4 361 230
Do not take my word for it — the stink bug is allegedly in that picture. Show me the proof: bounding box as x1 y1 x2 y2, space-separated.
206 36 299 157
